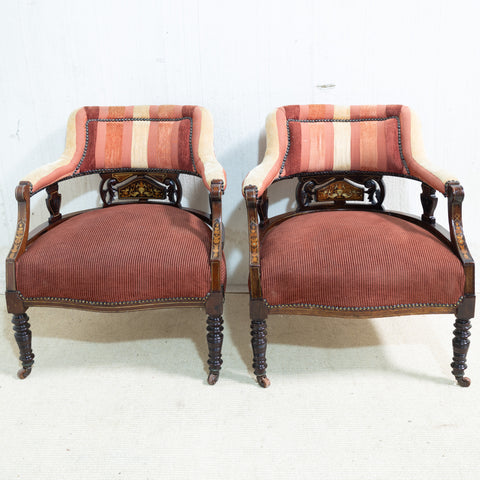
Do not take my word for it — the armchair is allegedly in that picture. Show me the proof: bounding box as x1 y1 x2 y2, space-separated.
243 104 474 388
6 105 227 384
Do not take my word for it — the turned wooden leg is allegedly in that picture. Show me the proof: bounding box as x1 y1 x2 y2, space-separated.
12 313 35 379
206 315 224 385
251 319 270 388
451 317 472 387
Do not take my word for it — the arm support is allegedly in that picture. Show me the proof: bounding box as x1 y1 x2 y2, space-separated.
209 179 225 292
446 181 475 296
245 186 262 299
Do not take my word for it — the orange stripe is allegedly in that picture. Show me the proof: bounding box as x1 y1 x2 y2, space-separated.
376 120 387 172
147 106 160 168
104 107 125 168
307 104 334 120
147 121 177 168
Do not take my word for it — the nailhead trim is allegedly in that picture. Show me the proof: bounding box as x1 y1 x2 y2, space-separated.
18 293 207 307
266 296 464 311
279 115 409 178
73 116 196 175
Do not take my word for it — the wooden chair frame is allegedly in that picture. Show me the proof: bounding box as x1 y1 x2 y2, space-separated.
245 172 475 388
6 170 226 384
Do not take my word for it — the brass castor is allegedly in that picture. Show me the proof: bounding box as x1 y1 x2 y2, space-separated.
207 372 219 385
256 375 271 388
457 376 471 387
17 367 32 379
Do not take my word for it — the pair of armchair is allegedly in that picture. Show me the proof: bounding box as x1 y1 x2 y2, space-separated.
6 104 475 388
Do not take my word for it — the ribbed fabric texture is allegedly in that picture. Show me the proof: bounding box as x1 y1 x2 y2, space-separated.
243 104 452 197
80 106 195 173
260 211 464 308
17 204 225 304
282 105 407 178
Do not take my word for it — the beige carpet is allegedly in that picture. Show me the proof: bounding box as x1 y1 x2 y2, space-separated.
1 293 479 479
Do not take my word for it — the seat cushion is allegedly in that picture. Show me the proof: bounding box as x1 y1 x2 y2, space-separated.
260 211 464 310
17 203 225 305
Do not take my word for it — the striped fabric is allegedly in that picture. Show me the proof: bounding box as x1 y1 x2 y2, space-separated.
243 105 456 196
24 105 226 193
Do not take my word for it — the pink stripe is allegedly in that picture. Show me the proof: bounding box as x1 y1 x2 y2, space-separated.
121 106 134 167
94 107 109 169
169 120 180 169
323 122 334 170
350 121 361 170
191 106 202 175
399 106 412 173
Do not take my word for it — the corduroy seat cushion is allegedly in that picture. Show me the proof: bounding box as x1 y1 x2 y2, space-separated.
260 211 464 310
16 204 225 305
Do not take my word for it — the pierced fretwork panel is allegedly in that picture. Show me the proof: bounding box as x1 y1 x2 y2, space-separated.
100 172 182 206
296 175 385 210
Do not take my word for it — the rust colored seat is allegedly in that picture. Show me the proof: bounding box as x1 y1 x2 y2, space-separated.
6 105 227 384
16 203 226 304
261 210 464 310
243 104 475 388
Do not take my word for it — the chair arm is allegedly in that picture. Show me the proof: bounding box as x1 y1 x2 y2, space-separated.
446 181 475 295
244 185 263 299
209 180 225 293
402 107 458 194
242 110 287 197
5 182 31 292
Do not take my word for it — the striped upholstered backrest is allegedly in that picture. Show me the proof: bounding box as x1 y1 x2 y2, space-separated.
243 104 455 196
25 105 224 193
76 106 196 173
279 105 408 177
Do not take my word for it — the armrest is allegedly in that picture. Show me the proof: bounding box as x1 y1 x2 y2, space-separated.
446 181 475 296
22 109 84 194
195 107 226 191
5 182 31 292
242 110 287 197
209 180 225 294
401 107 458 195
244 185 263 299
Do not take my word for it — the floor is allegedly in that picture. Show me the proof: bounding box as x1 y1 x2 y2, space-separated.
1 293 479 479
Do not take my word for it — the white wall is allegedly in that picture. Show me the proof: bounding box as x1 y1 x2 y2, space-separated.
1 0 479 291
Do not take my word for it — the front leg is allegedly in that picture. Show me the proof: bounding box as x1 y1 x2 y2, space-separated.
206 315 224 385
451 317 471 387
12 313 35 379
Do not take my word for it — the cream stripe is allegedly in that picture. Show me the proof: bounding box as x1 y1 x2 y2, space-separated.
197 107 225 187
242 110 281 193
130 105 150 168
23 108 83 187
334 105 350 119
333 123 351 170
410 108 457 183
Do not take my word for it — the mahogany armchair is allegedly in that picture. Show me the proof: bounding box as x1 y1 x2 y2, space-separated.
243 104 475 388
6 105 226 384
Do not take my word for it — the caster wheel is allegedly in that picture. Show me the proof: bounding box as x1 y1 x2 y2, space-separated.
207 373 219 385
256 375 271 388
17 367 32 379
457 376 471 387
